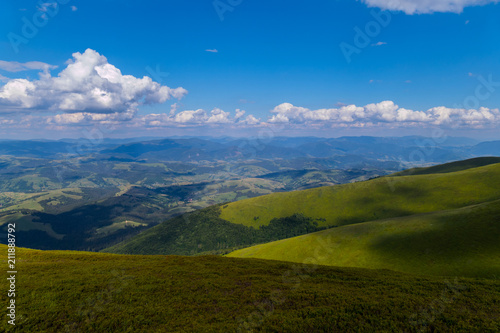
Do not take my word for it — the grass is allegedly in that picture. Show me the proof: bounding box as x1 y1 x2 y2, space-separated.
228 199 500 279
107 162 500 257
393 156 500 176
1 245 499 332
219 163 500 228
103 206 325 255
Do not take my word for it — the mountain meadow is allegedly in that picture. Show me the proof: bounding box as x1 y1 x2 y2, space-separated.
1 245 499 332
106 157 500 279
2 151 500 331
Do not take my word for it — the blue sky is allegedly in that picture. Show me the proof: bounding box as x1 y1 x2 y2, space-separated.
1 0 500 139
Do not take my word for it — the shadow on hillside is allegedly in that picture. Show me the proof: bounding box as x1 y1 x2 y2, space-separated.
367 203 500 263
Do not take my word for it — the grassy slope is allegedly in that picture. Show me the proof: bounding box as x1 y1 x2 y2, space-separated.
103 206 326 255
219 163 500 228
1 245 499 332
106 162 500 256
228 199 500 278
393 156 500 176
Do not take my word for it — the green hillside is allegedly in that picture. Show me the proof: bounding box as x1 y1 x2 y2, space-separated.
103 206 327 255
392 156 500 176
219 162 500 228
228 199 500 278
106 162 500 255
2 245 499 332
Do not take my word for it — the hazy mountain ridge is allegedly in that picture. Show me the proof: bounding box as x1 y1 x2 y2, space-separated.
0 135 493 162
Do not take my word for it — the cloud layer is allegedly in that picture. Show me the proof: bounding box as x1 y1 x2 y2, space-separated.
268 101 500 128
16 101 497 131
0 49 187 116
137 108 261 128
362 0 499 14
1 100 499 136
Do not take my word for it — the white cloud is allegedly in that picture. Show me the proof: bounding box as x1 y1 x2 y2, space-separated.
207 108 232 123
2 101 499 132
267 101 500 128
174 109 207 123
135 108 261 128
205 49 218 53
0 49 187 116
429 106 500 126
71 6 78 11
170 102 179 116
0 60 57 72
0 79 38 108
362 0 499 14
0 75 9 83
235 109 246 119
241 115 261 125
37 2 57 12
372 42 387 46
47 111 135 125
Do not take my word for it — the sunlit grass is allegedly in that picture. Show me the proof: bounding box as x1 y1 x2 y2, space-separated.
220 163 500 228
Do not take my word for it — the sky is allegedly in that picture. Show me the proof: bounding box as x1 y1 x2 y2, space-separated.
0 0 500 139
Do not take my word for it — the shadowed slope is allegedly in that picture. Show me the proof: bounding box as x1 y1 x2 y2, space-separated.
228 199 500 278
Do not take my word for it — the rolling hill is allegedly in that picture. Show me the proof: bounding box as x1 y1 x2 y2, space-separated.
392 156 500 176
218 161 500 228
228 199 500 278
2 245 499 332
106 158 500 263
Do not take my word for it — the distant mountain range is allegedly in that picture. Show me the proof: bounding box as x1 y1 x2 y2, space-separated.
0 136 495 164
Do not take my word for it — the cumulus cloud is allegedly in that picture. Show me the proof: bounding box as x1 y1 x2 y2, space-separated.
267 101 500 128
207 108 232 123
134 107 262 128
235 109 246 119
362 0 499 14
0 60 57 72
2 101 498 132
429 106 500 126
0 49 187 116
173 109 208 124
47 111 136 125
241 114 261 125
